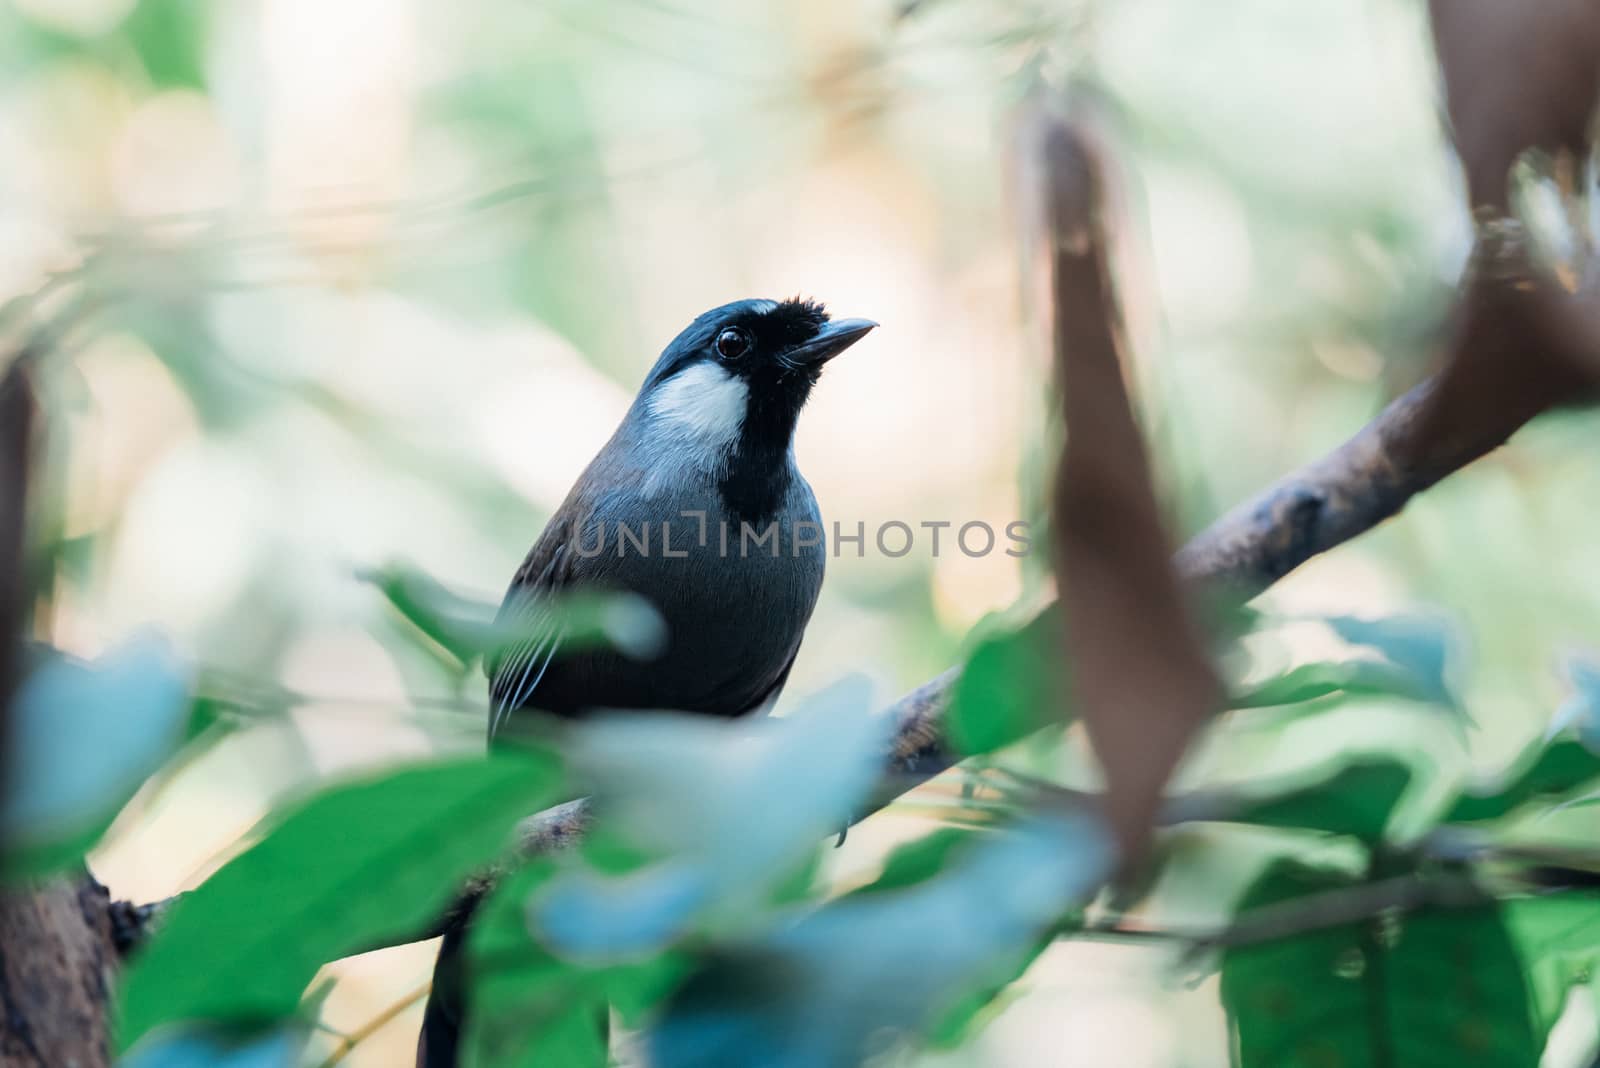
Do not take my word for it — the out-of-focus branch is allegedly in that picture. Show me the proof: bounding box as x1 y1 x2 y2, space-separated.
1089 872 1490 954
1177 4 1600 600
1172 275 1572 599
0 356 34 753
0 353 120 1068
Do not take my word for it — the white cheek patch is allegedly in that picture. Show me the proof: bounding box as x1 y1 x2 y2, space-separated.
647 362 749 452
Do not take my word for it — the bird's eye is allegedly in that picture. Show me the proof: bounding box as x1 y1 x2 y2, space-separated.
715 327 751 360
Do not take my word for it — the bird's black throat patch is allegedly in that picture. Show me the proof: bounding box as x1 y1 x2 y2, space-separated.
716 368 815 524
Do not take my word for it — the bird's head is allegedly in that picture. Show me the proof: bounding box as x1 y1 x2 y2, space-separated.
635 298 876 456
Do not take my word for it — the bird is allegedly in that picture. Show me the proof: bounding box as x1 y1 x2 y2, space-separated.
417 297 876 1067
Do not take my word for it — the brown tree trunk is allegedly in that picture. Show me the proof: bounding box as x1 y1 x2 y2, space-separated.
0 357 117 1067
0 876 115 1068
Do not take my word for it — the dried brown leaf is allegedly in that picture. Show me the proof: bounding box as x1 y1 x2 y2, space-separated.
1038 114 1220 861
1429 0 1600 212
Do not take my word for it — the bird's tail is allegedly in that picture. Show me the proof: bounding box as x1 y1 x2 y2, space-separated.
415 881 610 1065
415 896 476 1068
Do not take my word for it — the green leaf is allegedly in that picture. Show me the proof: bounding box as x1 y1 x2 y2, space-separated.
362 563 507 670
1503 894 1600 1039
122 0 211 89
117 752 560 1051
948 605 1066 756
464 863 601 1068
464 861 684 1068
1203 758 1416 842
1444 739 1600 824
364 561 664 672
1 634 191 879
847 828 976 898
183 693 255 742
1222 861 1541 1068
1326 614 1459 707
1227 613 1461 713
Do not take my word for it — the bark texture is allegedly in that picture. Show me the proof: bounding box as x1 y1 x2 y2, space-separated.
0 876 116 1068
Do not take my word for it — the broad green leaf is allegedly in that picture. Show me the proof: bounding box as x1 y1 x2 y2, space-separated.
1428 667 1600 825
463 862 604 1068
1 634 191 879
363 563 503 670
847 828 976 898
1503 894 1600 1039
948 602 1449 759
364 561 664 672
122 0 211 89
463 861 685 1068
1201 758 1416 842
117 752 559 1050
183 693 259 742
1444 739 1600 824
948 605 1066 756
1222 861 1540 1068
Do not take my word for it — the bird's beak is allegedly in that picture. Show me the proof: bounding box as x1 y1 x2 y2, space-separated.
785 318 878 368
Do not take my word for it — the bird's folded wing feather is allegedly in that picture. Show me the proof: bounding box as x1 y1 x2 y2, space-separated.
488 514 575 738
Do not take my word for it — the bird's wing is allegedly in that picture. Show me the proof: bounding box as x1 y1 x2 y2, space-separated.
743 648 799 718
487 513 576 739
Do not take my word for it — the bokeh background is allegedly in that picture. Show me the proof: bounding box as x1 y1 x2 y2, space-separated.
6 0 1600 1064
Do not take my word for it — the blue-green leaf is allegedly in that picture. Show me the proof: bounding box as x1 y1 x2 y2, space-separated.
120 1024 301 1068
649 808 1112 1068
532 677 888 962
1228 613 1462 714
2 633 191 878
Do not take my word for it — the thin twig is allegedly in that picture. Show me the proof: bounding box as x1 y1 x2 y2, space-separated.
312 980 433 1068
1077 872 1491 953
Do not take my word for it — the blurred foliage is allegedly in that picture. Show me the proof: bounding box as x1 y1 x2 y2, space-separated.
0 633 191 876
60 591 1600 1067
3 0 1600 1066
1221 860 1542 1068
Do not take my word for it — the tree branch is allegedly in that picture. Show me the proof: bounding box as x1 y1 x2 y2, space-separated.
1082 872 1491 954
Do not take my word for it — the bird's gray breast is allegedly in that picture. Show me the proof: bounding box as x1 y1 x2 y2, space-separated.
562 469 825 716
